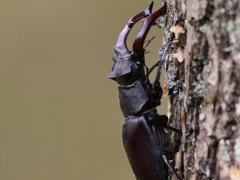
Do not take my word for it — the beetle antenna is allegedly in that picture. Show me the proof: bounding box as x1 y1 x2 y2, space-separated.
144 36 155 49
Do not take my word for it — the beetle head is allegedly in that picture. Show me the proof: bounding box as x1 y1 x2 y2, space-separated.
108 2 153 85
108 1 167 85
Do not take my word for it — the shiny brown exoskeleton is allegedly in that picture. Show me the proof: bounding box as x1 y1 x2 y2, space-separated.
108 1 181 180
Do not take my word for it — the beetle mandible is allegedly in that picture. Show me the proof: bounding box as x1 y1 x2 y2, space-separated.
108 1 182 180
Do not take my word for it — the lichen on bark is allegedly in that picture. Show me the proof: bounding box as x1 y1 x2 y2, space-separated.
158 0 240 179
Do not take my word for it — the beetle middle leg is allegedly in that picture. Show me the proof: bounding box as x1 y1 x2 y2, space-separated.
146 113 182 135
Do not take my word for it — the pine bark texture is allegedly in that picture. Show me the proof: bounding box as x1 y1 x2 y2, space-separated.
161 0 240 179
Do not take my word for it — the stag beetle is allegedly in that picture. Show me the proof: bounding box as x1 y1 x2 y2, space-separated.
108 1 182 180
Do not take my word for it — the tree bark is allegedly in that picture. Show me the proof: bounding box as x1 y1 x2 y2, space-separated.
159 0 240 179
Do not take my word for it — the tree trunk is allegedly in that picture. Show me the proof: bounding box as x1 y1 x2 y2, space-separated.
159 0 240 179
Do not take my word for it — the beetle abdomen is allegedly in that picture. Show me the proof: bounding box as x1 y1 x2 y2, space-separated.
122 114 168 180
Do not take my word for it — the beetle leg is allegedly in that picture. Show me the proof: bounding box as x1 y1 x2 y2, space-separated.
147 114 182 135
144 40 173 100
164 125 182 135
162 155 181 180
146 40 173 78
153 40 173 89
146 59 160 77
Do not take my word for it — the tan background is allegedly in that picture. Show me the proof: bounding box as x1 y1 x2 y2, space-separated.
0 0 167 180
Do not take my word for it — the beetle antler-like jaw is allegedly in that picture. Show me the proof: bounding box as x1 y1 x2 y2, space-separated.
133 1 167 59
114 2 153 57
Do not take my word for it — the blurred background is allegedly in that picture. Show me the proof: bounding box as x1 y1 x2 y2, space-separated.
0 0 167 179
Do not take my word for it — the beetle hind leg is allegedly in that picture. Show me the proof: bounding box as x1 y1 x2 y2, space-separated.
162 155 181 180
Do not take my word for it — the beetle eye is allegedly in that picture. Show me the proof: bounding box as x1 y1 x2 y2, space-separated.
131 53 139 62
